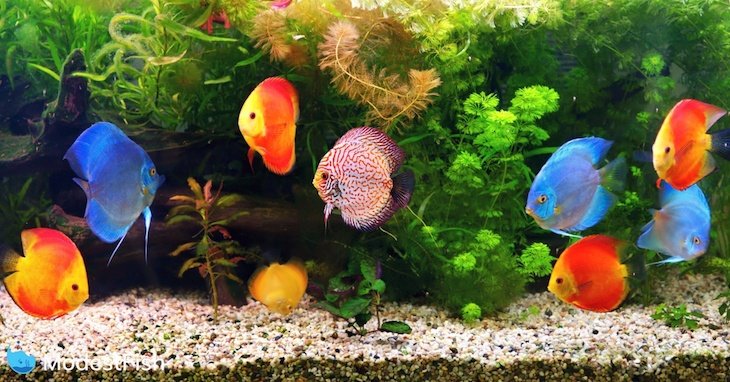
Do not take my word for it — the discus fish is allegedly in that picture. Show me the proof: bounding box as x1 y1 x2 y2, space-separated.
1 228 89 319
312 127 415 230
548 235 640 312
248 259 308 315
526 137 626 237
238 77 299 175
64 121 165 265
637 181 710 264
652 99 730 190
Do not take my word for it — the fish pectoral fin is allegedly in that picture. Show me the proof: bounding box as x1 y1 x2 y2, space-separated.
563 186 616 232
549 229 582 238
576 280 593 292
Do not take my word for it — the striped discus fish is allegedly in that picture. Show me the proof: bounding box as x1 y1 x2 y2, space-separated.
312 127 415 231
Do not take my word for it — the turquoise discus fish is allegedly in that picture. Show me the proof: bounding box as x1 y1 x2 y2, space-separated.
312 127 414 231
637 181 710 264
64 122 165 265
525 137 626 237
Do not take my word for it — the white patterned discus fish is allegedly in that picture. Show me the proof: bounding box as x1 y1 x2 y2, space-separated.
312 127 415 230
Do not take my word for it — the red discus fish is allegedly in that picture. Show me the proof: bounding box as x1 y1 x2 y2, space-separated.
652 99 730 190
547 235 642 312
238 77 299 175
1 228 89 319
312 127 415 230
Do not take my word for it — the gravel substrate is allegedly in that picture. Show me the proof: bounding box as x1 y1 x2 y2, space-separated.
0 270 729 381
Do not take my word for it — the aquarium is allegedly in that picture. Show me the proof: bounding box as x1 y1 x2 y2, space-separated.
1 0 730 380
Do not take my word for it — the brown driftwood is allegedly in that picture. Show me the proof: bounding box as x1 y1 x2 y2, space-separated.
47 186 320 265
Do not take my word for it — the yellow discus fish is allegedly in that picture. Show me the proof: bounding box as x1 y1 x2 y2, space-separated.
248 259 307 315
1 228 89 319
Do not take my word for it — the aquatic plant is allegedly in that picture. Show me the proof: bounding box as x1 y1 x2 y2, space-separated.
318 21 441 130
651 303 704 330
77 0 263 132
317 256 411 335
0 177 51 248
381 86 558 318
0 0 112 90
166 177 249 319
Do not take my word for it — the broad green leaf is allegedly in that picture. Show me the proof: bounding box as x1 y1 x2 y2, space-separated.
233 51 264 68
360 258 377 283
355 312 372 327
357 280 372 296
204 76 232 85
165 214 198 225
338 297 371 319
380 321 412 334
371 279 386 294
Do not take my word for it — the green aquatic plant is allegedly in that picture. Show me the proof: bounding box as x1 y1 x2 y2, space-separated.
317 256 411 335
0 0 113 90
166 177 249 319
380 85 559 317
717 290 730 321
76 0 263 132
651 303 704 330
0 177 51 248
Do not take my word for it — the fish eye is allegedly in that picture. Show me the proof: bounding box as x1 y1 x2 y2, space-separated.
71 284 79 291
693 236 701 245
556 277 563 284
249 112 256 119
664 147 670 154
149 168 156 176
321 172 328 180
538 195 547 204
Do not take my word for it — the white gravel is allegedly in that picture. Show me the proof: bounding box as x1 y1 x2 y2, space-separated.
0 270 728 379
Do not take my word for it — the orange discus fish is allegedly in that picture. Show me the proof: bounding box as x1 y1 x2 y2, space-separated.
652 99 730 190
548 235 641 312
1 228 89 319
238 77 299 175
248 259 308 315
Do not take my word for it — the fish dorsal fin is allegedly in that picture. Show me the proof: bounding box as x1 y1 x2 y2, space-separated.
63 122 129 180
687 99 726 132
339 127 405 171
0 245 22 277
261 77 299 124
549 137 613 167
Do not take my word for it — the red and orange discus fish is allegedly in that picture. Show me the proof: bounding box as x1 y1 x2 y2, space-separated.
248 259 308 315
1 228 89 319
312 127 415 231
238 77 299 175
548 235 641 312
652 99 730 190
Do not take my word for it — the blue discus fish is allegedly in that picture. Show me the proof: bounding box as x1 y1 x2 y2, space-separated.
525 137 626 237
64 122 165 265
637 181 710 264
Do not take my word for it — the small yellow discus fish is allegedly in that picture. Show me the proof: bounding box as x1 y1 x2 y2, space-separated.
1 228 89 319
248 259 308 315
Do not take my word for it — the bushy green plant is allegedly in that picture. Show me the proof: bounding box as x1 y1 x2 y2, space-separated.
381 85 559 316
0 177 51 248
651 303 704 329
317 256 411 335
166 177 250 319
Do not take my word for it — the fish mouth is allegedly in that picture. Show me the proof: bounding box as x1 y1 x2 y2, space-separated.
525 207 539 221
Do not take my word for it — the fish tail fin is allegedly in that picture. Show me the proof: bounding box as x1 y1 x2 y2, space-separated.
247 148 256 173
0 244 22 279
710 128 730 161
598 156 627 193
391 169 415 209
